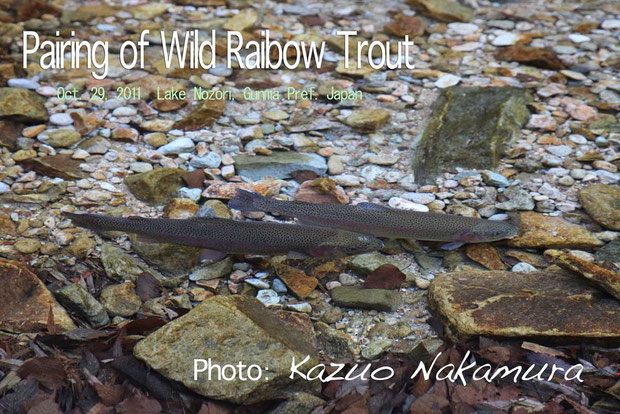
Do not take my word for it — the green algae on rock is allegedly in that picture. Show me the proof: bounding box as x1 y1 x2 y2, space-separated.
579 184 620 231
133 295 319 404
412 87 530 184
331 286 402 311
130 233 201 276
0 88 48 123
124 168 186 205
55 283 110 327
407 0 474 23
429 269 620 342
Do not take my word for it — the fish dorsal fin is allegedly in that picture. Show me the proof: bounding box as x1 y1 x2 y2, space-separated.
355 202 389 210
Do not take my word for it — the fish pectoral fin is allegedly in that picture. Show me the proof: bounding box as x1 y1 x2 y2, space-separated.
441 240 466 250
287 251 311 260
200 249 228 261
355 202 390 210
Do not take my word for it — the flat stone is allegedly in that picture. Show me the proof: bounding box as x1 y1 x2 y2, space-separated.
133 295 318 404
429 269 620 342
234 152 327 180
20 154 87 180
495 46 566 70
173 100 225 131
345 108 390 132
0 88 48 123
465 243 507 270
545 250 620 301
274 264 318 299
0 258 76 333
130 233 201 276
407 0 473 22
412 87 530 184
331 286 402 312
509 212 603 249
100 281 141 317
124 168 186 205
101 243 149 282
384 15 427 37
348 252 393 275
579 184 620 230
39 129 82 148
222 9 258 31
55 283 110 327
159 137 195 155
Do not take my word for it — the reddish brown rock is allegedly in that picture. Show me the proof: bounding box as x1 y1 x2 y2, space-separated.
495 46 566 70
0 259 76 333
466 243 508 270
385 14 427 38
202 180 281 200
274 264 318 299
294 177 349 204
545 250 620 301
20 154 87 180
429 269 620 342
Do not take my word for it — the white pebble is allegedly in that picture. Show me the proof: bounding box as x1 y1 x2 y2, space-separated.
512 262 537 273
8 78 39 89
49 113 73 126
435 74 461 89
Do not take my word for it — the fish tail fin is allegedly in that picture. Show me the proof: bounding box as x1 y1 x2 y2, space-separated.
228 189 268 212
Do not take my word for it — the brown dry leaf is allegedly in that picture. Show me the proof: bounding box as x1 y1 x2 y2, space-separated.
17 357 67 389
364 264 406 290
136 272 161 301
115 392 162 414
521 341 568 358
94 383 126 406
476 346 512 364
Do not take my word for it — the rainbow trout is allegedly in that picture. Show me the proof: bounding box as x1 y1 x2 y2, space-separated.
63 212 383 257
229 190 519 249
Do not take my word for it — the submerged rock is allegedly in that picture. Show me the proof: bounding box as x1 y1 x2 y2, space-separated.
579 184 620 231
0 259 76 332
412 87 530 184
495 46 566 70
429 269 620 342
130 233 201 276
55 283 109 327
133 295 319 404
545 250 620 301
0 88 48 122
331 286 402 311
407 0 473 22
20 154 87 180
124 168 186 205
509 212 603 249
234 152 327 180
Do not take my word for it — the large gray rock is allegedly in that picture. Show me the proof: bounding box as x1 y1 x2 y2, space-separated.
412 87 530 184
234 153 327 180
429 270 620 342
133 295 319 404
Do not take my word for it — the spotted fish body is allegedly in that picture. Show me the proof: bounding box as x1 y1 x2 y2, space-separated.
63 212 383 257
229 190 519 245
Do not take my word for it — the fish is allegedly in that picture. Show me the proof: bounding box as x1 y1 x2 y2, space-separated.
63 212 383 258
228 190 519 250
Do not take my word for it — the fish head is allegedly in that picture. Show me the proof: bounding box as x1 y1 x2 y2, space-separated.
460 220 519 243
